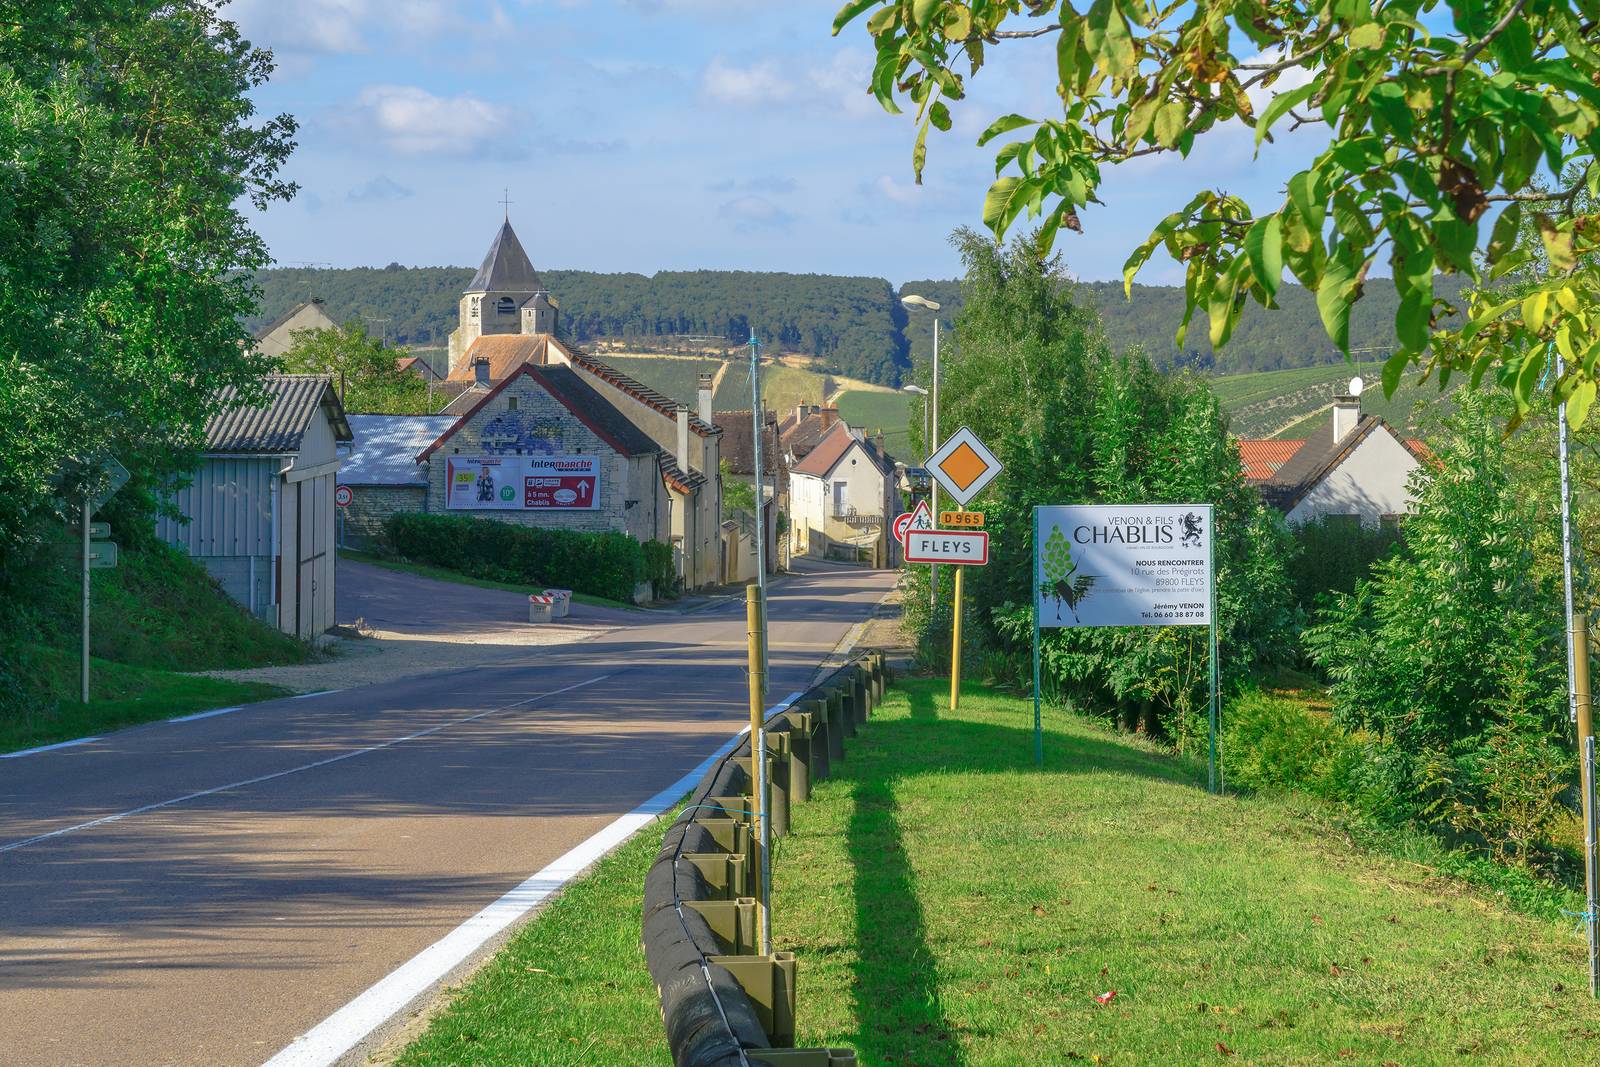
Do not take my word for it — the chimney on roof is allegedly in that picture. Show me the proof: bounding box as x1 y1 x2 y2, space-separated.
697 374 714 425
676 404 691 475
473 357 491 388
1332 377 1364 442
820 406 838 429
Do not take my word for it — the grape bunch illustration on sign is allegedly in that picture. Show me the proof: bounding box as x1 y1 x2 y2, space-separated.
1038 525 1096 623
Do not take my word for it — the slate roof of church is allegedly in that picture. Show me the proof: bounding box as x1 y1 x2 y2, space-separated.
466 219 546 294
205 374 352 455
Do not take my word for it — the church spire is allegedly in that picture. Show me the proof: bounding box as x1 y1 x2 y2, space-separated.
466 218 544 294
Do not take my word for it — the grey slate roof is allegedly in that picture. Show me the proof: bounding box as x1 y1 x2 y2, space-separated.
205 374 352 454
467 220 546 294
1259 415 1423 512
340 415 457 486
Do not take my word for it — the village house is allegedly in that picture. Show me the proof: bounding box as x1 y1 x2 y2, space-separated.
252 300 338 359
157 374 352 639
787 421 901 567
778 403 842 468
1238 382 1427 526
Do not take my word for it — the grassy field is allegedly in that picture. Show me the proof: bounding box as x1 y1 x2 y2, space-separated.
394 678 1593 1066
836 390 916 462
0 644 288 753
603 355 726 406
1213 361 1457 440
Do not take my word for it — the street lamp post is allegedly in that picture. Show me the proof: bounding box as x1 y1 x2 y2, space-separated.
901 295 942 608
901 384 929 451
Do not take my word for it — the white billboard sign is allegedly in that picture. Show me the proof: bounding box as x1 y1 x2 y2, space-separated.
445 455 601 511
1034 504 1212 628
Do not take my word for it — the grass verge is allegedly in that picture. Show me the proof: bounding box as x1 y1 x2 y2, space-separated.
396 677 1597 1066
0 644 289 753
393 808 676 1066
339 550 640 611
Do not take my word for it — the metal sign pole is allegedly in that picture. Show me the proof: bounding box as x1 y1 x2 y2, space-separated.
1033 508 1043 766
745 585 771 955
1587 735 1599 997
81 488 91 705
1207 504 1219 795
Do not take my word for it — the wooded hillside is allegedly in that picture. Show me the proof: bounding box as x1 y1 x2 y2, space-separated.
250 266 1467 387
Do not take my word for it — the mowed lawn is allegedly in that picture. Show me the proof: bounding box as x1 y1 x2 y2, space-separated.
397 679 1596 1066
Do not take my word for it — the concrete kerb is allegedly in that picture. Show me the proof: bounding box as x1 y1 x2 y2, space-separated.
643 654 883 1067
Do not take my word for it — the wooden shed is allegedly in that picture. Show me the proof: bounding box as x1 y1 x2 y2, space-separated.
158 375 352 639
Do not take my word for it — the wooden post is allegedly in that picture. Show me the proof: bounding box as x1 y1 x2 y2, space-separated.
950 564 964 711
746 585 770 954
1576 611 1597 996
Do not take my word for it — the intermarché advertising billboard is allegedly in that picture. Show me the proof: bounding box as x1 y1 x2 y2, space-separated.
445 455 601 511
1034 504 1213 628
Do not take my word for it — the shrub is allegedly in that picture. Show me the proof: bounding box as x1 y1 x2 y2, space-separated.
1285 514 1403 615
641 540 676 599
1221 688 1357 797
384 513 647 603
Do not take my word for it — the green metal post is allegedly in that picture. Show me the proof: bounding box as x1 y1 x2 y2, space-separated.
1207 504 1219 795
1033 507 1043 767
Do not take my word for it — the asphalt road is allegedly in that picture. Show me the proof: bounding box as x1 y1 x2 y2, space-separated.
0 560 895 1067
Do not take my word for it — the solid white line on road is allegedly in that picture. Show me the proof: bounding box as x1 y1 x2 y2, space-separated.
0 737 101 760
290 689 342 700
260 725 753 1067
0 675 611 856
167 706 244 723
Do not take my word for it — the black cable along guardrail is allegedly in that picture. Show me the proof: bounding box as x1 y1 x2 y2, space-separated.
642 652 889 1067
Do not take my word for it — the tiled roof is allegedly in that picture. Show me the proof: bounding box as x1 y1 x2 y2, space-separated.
340 415 456 486
714 410 781 475
205 374 351 454
791 422 858 477
562 350 721 438
660 455 706 493
395 355 440 381
447 334 563 383
467 220 546 293
779 406 839 461
419 363 661 461
1237 439 1305 481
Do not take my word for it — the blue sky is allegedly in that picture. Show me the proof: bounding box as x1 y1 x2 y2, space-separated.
232 0 1324 285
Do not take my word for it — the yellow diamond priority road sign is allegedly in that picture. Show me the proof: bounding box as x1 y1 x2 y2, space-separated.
926 426 1002 506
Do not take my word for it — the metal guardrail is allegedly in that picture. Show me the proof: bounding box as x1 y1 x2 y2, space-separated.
642 653 889 1066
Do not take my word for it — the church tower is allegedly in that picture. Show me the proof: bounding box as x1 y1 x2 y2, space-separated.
447 218 560 374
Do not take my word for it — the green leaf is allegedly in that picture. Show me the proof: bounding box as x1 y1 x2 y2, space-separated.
942 4 971 40
870 50 903 114
1537 214 1577 273
1486 202 1521 264
912 0 940 30
1396 287 1430 352
1125 94 1161 146
1208 259 1246 348
1288 170 1325 233
1523 291 1551 334
1243 214 1284 299
1569 379 1597 430
1154 100 1186 148
930 99 952 131
832 0 880 34
1382 351 1409 398
977 113 1036 147
1085 0 1136 78
1316 247 1359 352
1255 83 1316 149
982 175 1042 238
1347 21 1385 49
1515 345 1546 410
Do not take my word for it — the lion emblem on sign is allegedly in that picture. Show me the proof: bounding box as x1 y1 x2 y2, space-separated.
1179 511 1204 549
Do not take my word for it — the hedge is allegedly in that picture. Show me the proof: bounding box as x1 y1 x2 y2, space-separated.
383 512 661 603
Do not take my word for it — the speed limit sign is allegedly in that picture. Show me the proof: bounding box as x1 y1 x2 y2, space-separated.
335 485 354 507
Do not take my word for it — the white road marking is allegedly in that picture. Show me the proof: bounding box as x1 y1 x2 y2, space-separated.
167 706 244 723
260 726 752 1067
262 691 809 1067
290 689 342 700
0 676 611 856
0 737 101 760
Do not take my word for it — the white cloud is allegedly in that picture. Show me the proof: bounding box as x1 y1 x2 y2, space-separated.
718 195 795 232
229 0 503 55
347 175 415 202
343 85 515 156
700 49 877 117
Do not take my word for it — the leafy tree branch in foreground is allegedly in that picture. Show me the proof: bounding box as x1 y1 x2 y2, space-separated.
834 0 1600 427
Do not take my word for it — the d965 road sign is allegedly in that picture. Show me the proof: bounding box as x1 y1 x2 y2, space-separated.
904 529 989 565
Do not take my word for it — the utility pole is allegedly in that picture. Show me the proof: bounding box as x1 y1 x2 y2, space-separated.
81 486 91 704
901 295 943 608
